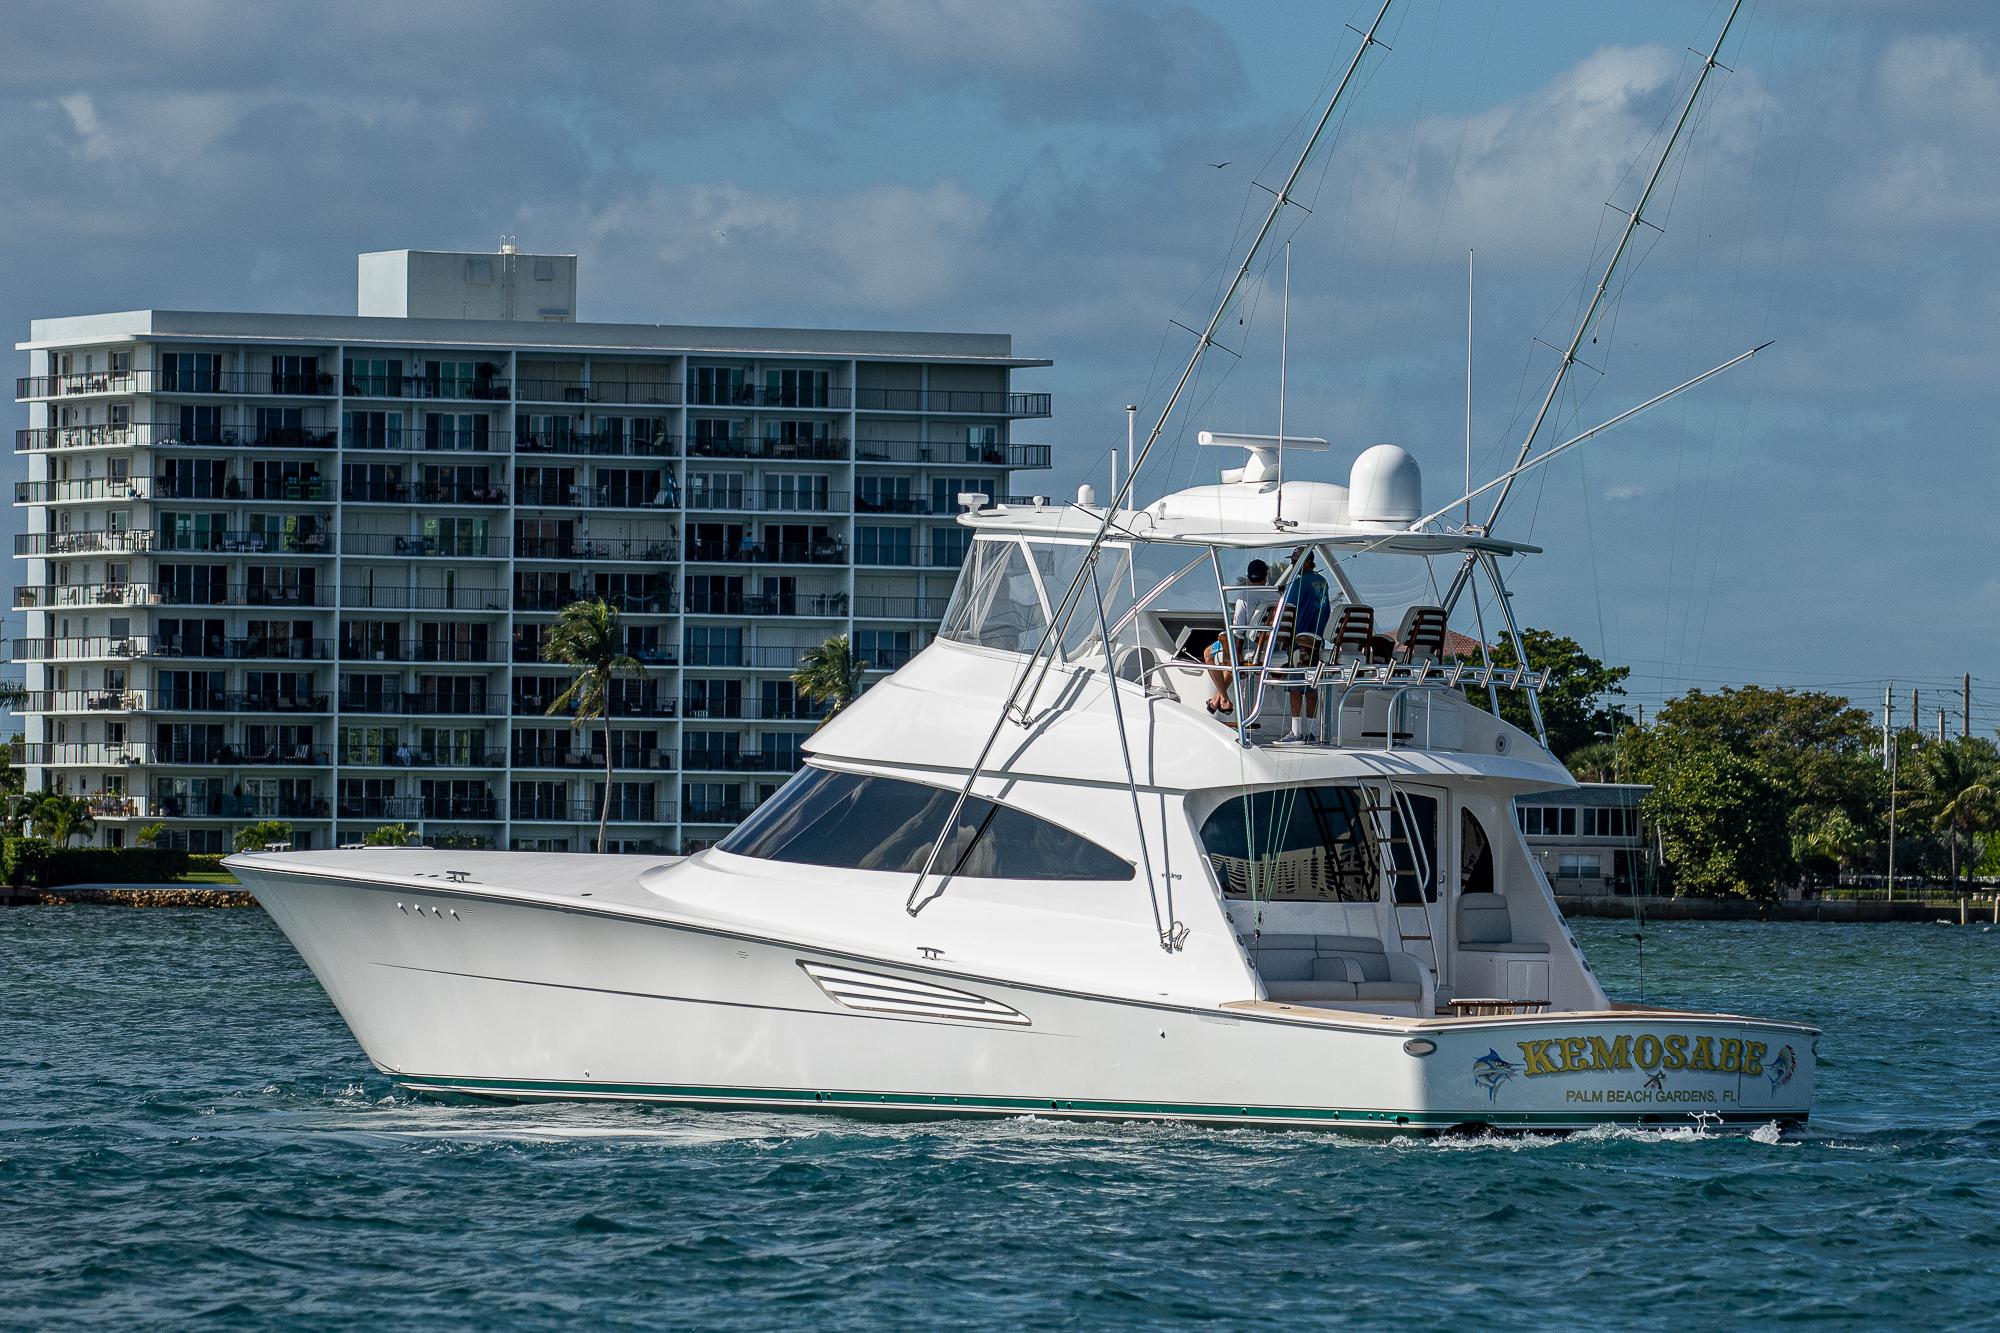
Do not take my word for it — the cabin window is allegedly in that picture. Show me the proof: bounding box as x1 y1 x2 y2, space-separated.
938 538 1047 650
1199 785 1380 902
717 766 1132 881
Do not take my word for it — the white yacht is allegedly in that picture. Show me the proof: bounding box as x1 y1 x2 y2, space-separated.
231 0 1815 1132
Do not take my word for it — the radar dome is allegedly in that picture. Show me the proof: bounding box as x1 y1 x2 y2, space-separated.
1347 444 1421 531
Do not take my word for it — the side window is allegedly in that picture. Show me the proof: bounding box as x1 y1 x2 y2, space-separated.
1199 785 1379 902
717 766 1131 881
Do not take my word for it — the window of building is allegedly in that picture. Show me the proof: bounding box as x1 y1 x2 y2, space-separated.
1558 853 1602 880
764 368 829 409
857 525 913 566
344 358 404 397
160 352 222 394
423 412 489 451
270 355 320 395
690 366 747 406
854 629 910 670
685 625 743 667
719 766 1132 881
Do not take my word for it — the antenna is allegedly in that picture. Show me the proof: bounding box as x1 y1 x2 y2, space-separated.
1277 242 1291 529
1125 404 1137 479
1465 248 1473 530
1441 0 1748 611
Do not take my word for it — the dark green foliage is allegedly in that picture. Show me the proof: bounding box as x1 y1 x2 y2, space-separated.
1475 628 1629 761
3 839 192 887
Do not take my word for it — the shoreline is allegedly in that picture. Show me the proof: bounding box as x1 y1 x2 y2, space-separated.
1558 893 1998 924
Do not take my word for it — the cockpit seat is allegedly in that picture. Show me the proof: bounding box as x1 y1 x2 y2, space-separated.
1245 932 1424 1003
1456 893 1548 954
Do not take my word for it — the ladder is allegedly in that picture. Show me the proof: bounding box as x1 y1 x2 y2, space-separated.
1369 787 1444 982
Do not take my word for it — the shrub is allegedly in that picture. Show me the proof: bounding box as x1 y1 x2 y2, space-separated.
4 841 191 887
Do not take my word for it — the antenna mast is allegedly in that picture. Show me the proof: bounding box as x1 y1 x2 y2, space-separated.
1277 242 1291 529
1442 0 1746 610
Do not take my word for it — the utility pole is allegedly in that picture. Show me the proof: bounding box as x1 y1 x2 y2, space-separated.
1911 688 1920 742
1885 683 1896 902
1937 709 1946 744
1965 673 1973 739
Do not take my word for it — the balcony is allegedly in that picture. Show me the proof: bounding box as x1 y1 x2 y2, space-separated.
15 478 148 504
343 371 509 401
341 745 495 769
852 595 952 620
679 750 804 774
342 533 507 559
514 431 677 459
143 635 331 661
685 489 849 515
512 799 665 823
19 742 150 766
684 592 848 618
680 646 807 669
157 426 339 450
151 530 332 556
340 480 509 506
145 369 336 396
14 689 147 713
682 801 759 824
11 636 146 663
15 529 155 556
337 796 424 821
852 388 1051 417
687 384 846 410
680 697 828 722
339 640 505 664
684 539 847 566
515 377 680 405
340 585 509 612
152 691 331 714
16 425 139 453
514 483 677 510
865 648 919 671
515 537 680 562
153 742 331 766
155 792 331 820
852 545 968 570
513 693 676 719
337 691 499 717
17 369 145 399
145 476 331 502
685 435 850 462
421 797 499 821
14 582 160 610
853 439 1051 469
137 582 330 609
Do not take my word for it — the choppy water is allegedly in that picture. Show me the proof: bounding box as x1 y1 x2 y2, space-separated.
2 907 1996 1329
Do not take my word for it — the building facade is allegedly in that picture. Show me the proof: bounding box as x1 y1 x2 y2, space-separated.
1516 782 1653 895
13 249 1051 853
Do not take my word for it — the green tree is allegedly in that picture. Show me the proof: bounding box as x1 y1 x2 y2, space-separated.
1475 628 1629 762
1640 736 1790 899
791 634 869 727
363 823 415 847
1793 807 1871 885
1902 735 2000 891
232 819 295 853
25 791 94 846
135 822 168 848
542 598 642 854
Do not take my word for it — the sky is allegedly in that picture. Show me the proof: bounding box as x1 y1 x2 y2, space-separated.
5 0 1997 731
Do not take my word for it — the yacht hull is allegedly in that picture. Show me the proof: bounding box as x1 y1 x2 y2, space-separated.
247 866 1814 1134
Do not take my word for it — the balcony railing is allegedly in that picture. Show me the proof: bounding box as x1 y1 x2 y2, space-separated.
852 595 953 620
687 384 845 409
421 798 500 821
679 750 805 774
852 439 1051 469
679 646 808 669
514 537 679 562
682 801 759 823
157 427 339 450
17 370 145 399
150 530 332 555
16 689 149 713
684 592 848 618
337 691 499 717
865 648 919 671
339 640 504 664
152 742 331 766
343 373 509 401
680 697 828 722
16 425 139 452
15 583 160 609
685 435 850 462
514 432 677 458
146 476 333 502
340 585 509 612
15 530 155 556
685 489 849 514
513 483 677 509
342 533 507 559
511 799 665 823
154 792 331 819
341 482 509 505
11 636 146 663
15 478 149 503
340 745 495 768
144 635 331 661
852 545 969 570
512 693 676 719
684 540 847 566
515 378 680 405
19 742 151 766
337 797 424 820
152 691 331 714
852 388 1051 417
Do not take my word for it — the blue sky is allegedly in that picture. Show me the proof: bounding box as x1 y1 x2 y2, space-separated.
6 0 1996 729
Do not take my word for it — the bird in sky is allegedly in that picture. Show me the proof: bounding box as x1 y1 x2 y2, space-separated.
1207 161 1231 169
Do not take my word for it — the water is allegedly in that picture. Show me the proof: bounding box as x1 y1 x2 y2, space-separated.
3 908 1996 1330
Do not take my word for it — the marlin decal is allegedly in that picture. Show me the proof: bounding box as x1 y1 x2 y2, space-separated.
1643 1070 1667 1093
1472 1048 1521 1102
1767 1045 1797 1091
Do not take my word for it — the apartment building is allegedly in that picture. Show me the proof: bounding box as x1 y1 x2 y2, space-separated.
13 247 1052 853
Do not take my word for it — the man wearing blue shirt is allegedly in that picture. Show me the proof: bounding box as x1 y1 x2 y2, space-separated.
1275 552 1331 743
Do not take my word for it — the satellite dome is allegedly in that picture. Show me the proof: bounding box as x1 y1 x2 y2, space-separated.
1347 444 1421 530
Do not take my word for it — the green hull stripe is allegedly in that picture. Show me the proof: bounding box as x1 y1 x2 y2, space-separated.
394 1073 1803 1129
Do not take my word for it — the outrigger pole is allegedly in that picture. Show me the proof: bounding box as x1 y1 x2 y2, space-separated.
1440 0 1746 614
907 1 1399 920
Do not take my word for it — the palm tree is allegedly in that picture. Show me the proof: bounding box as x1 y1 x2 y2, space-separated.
1904 736 2000 891
542 598 642 854
27 791 95 846
791 634 869 727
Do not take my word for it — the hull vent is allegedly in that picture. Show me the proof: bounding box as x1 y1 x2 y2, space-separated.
800 962 1030 1027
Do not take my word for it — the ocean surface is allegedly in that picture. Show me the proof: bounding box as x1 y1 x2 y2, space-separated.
2 906 1996 1330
